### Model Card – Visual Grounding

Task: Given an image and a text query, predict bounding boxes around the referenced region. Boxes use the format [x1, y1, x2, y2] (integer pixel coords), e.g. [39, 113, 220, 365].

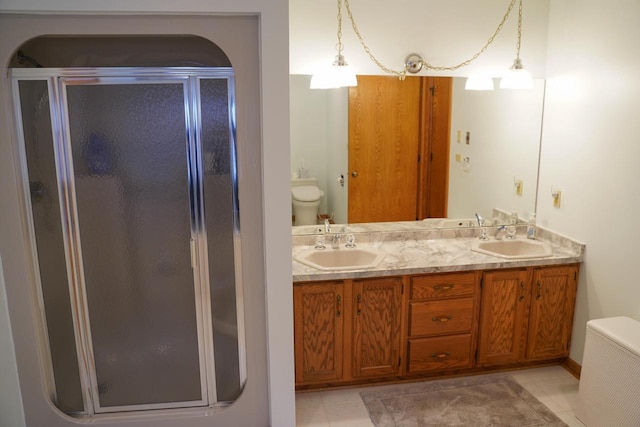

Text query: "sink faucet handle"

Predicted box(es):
[475, 213, 485, 227]
[314, 235, 326, 250]
[345, 233, 356, 248]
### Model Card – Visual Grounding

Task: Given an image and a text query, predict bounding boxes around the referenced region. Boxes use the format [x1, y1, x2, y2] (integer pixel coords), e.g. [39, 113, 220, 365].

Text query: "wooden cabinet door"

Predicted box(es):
[352, 277, 403, 378]
[526, 265, 578, 360]
[293, 282, 344, 384]
[477, 269, 530, 366]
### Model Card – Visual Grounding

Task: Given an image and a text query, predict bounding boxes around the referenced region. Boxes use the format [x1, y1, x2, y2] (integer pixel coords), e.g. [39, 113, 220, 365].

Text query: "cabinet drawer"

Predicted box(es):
[409, 298, 474, 336]
[410, 272, 476, 300]
[407, 334, 472, 373]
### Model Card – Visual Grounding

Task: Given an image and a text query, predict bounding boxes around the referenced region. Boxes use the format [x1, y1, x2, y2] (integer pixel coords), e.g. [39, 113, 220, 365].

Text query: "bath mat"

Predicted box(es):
[360, 373, 567, 426]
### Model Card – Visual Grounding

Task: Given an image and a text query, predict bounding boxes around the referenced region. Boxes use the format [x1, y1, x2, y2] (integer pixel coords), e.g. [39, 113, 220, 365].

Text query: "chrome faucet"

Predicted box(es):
[323, 218, 340, 248]
[330, 233, 340, 249]
[475, 213, 489, 240]
[495, 225, 507, 240]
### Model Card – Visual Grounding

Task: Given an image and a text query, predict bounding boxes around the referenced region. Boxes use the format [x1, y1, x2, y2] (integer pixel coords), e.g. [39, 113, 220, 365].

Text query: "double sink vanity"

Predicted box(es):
[292, 220, 584, 389]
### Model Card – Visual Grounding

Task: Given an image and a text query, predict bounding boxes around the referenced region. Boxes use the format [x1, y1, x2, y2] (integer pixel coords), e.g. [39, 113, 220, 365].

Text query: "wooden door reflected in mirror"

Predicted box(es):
[348, 76, 451, 223]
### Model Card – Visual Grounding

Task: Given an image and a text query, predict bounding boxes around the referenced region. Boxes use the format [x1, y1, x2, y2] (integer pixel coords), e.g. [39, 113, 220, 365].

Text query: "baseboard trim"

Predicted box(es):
[561, 357, 581, 379]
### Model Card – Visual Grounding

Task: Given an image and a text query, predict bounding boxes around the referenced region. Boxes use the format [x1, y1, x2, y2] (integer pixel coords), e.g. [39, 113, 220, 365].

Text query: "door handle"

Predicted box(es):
[351, 171, 359, 178]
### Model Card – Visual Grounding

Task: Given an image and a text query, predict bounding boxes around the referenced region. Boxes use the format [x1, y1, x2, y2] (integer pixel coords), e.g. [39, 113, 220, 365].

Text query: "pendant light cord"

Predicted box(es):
[342, 0, 519, 77]
[336, 0, 344, 58]
[516, 0, 523, 61]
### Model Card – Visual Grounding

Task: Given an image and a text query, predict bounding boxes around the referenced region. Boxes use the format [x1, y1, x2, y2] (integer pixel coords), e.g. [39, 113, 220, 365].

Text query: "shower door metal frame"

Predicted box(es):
[10, 67, 244, 416]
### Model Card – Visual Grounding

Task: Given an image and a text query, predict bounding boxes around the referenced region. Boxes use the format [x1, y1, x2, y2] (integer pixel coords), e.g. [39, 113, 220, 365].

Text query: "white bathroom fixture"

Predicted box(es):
[576, 317, 640, 426]
[471, 238, 552, 259]
[292, 177, 324, 226]
[295, 246, 385, 271]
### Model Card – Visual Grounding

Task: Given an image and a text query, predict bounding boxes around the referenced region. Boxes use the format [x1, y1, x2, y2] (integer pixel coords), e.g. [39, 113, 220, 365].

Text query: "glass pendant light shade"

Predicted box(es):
[500, 68, 533, 89]
[464, 75, 494, 91]
[310, 54, 357, 89]
[500, 58, 533, 89]
[500, 59, 533, 89]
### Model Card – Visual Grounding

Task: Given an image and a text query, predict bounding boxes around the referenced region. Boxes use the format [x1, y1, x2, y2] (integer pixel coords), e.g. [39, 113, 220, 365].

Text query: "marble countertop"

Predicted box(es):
[292, 225, 585, 282]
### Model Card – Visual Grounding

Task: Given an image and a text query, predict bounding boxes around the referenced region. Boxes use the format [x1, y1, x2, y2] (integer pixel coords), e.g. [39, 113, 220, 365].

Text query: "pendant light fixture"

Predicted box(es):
[500, 0, 533, 89]
[464, 75, 495, 91]
[310, 0, 358, 89]
[310, 0, 530, 90]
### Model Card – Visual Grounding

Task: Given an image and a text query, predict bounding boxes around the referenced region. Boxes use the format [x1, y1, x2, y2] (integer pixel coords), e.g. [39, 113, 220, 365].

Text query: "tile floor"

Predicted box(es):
[295, 365, 585, 427]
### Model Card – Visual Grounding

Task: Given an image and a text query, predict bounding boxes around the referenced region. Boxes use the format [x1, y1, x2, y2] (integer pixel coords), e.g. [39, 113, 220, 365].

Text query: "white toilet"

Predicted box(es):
[291, 178, 324, 226]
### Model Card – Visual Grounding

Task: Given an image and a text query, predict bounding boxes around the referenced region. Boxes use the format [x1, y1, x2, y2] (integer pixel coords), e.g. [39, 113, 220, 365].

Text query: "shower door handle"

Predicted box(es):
[190, 239, 198, 268]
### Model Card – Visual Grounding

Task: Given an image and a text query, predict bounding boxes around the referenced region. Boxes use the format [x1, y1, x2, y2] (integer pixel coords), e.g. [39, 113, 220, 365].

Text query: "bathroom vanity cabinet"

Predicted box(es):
[293, 281, 345, 384]
[406, 271, 480, 374]
[293, 277, 403, 385]
[477, 265, 578, 366]
[294, 264, 579, 389]
[352, 277, 403, 378]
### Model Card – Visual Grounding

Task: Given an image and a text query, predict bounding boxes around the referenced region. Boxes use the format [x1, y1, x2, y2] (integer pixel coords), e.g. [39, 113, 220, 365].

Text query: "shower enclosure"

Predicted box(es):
[11, 67, 246, 416]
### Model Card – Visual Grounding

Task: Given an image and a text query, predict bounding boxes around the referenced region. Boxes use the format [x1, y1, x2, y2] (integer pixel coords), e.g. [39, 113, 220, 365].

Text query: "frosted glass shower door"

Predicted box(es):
[63, 80, 206, 412]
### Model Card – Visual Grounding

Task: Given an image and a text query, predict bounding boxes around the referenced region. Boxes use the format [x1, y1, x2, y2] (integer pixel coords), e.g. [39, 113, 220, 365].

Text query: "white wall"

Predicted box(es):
[538, 0, 640, 363]
[290, 75, 348, 223]
[290, 75, 330, 215]
[0, 3, 293, 427]
[325, 88, 349, 224]
[290, 0, 550, 78]
[448, 78, 545, 221]
[0, 257, 26, 427]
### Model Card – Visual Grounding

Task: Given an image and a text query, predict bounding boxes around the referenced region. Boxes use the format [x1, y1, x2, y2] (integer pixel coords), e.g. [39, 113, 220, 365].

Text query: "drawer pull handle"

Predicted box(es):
[432, 315, 453, 323]
[434, 284, 455, 291]
[430, 352, 451, 360]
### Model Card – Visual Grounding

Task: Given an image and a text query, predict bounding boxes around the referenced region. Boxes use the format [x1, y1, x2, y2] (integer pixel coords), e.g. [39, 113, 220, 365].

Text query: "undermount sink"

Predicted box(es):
[471, 238, 552, 259]
[294, 247, 386, 271]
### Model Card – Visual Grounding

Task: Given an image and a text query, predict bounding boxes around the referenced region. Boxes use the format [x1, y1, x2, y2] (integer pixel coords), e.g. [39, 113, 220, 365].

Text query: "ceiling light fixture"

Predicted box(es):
[313, 0, 527, 90]
[500, 0, 533, 89]
[464, 75, 495, 91]
[310, 0, 358, 89]
[341, 0, 519, 85]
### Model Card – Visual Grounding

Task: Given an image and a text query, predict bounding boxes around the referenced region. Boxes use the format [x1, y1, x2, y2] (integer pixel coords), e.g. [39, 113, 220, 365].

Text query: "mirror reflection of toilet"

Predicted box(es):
[291, 178, 324, 225]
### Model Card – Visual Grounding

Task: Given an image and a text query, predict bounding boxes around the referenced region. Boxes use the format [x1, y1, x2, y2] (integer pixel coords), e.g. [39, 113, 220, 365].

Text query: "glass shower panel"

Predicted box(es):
[200, 78, 243, 401]
[18, 80, 85, 413]
[65, 82, 203, 409]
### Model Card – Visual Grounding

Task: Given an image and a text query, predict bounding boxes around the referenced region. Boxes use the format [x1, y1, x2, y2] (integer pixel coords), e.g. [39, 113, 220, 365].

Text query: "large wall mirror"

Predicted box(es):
[290, 74, 545, 231]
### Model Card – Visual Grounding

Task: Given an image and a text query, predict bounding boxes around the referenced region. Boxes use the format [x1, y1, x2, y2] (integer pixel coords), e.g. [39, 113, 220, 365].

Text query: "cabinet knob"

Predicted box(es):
[351, 171, 359, 178]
